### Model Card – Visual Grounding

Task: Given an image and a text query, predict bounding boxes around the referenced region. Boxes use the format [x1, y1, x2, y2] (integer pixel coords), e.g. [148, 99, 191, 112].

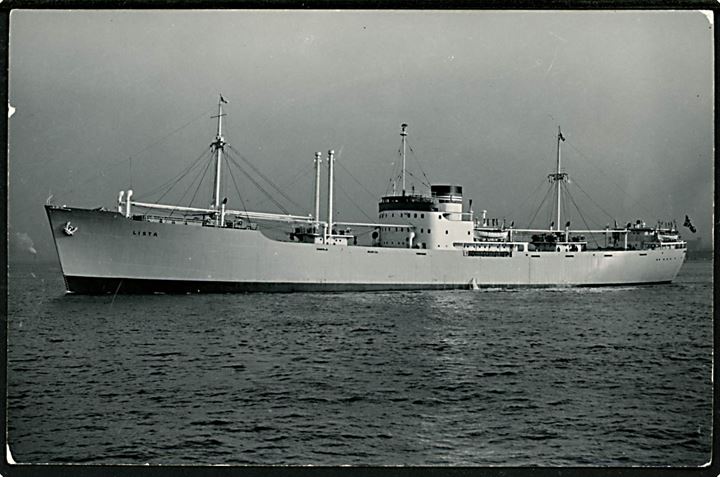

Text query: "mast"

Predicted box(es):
[313, 151, 322, 233]
[327, 149, 335, 238]
[401, 123, 408, 195]
[211, 94, 228, 211]
[549, 126, 568, 231]
[555, 126, 562, 230]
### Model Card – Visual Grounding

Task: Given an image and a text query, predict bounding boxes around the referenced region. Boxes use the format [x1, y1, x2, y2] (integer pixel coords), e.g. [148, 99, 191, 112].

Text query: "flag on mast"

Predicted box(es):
[220, 94, 228, 104]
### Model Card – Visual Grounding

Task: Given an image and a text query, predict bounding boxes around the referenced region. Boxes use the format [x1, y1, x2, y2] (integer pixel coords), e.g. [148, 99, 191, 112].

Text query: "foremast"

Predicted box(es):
[548, 126, 568, 231]
[211, 94, 228, 211]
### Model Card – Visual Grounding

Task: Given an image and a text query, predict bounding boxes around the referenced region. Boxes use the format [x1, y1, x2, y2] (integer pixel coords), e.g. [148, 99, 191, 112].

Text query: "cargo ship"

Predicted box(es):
[45, 96, 686, 293]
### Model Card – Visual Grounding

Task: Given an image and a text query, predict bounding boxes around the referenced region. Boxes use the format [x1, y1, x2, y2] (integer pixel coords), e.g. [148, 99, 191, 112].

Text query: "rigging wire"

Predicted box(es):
[526, 183, 555, 229]
[336, 160, 379, 202]
[154, 150, 212, 218]
[129, 106, 216, 166]
[186, 154, 213, 207]
[251, 168, 314, 213]
[384, 148, 403, 195]
[562, 182, 601, 248]
[506, 177, 551, 223]
[222, 154, 228, 205]
[224, 154, 290, 214]
[547, 187, 555, 229]
[404, 169, 430, 192]
[564, 139, 655, 219]
[58, 106, 216, 199]
[139, 147, 212, 202]
[571, 177, 617, 222]
[334, 178, 376, 223]
[562, 186, 571, 227]
[224, 156, 250, 221]
[383, 177, 396, 196]
[406, 142, 432, 188]
[226, 145, 303, 210]
[278, 167, 314, 193]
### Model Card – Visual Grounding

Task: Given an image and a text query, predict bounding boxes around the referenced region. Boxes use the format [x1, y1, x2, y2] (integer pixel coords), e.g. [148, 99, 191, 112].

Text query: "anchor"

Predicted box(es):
[63, 221, 78, 236]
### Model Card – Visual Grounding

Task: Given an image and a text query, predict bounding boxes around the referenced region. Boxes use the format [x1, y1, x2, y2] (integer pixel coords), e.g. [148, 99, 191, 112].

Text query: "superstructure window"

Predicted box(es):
[421, 214, 425, 218]
[414, 213, 417, 218]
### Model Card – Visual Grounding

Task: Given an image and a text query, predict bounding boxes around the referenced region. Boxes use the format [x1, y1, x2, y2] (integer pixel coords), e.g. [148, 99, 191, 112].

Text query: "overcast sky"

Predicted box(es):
[8, 10, 714, 261]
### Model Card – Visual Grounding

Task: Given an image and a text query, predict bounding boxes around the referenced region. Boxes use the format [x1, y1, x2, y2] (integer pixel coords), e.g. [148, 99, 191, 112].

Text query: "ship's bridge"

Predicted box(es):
[378, 194, 434, 212]
[376, 184, 473, 250]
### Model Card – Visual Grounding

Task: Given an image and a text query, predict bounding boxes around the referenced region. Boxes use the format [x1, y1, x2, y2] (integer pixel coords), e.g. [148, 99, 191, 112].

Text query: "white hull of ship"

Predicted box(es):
[46, 206, 686, 293]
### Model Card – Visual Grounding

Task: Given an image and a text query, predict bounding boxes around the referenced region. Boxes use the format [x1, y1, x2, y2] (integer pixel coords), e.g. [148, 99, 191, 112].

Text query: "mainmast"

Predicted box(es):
[401, 123, 408, 195]
[548, 126, 568, 231]
[211, 94, 228, 211]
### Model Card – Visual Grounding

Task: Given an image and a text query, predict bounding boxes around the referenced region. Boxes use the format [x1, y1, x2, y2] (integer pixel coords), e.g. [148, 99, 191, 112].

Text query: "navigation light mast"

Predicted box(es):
[401, 123, 408, 195]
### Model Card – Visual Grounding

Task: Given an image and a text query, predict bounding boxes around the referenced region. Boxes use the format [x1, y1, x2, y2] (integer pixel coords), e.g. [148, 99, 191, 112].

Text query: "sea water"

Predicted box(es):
[6, 260, 712, 465]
